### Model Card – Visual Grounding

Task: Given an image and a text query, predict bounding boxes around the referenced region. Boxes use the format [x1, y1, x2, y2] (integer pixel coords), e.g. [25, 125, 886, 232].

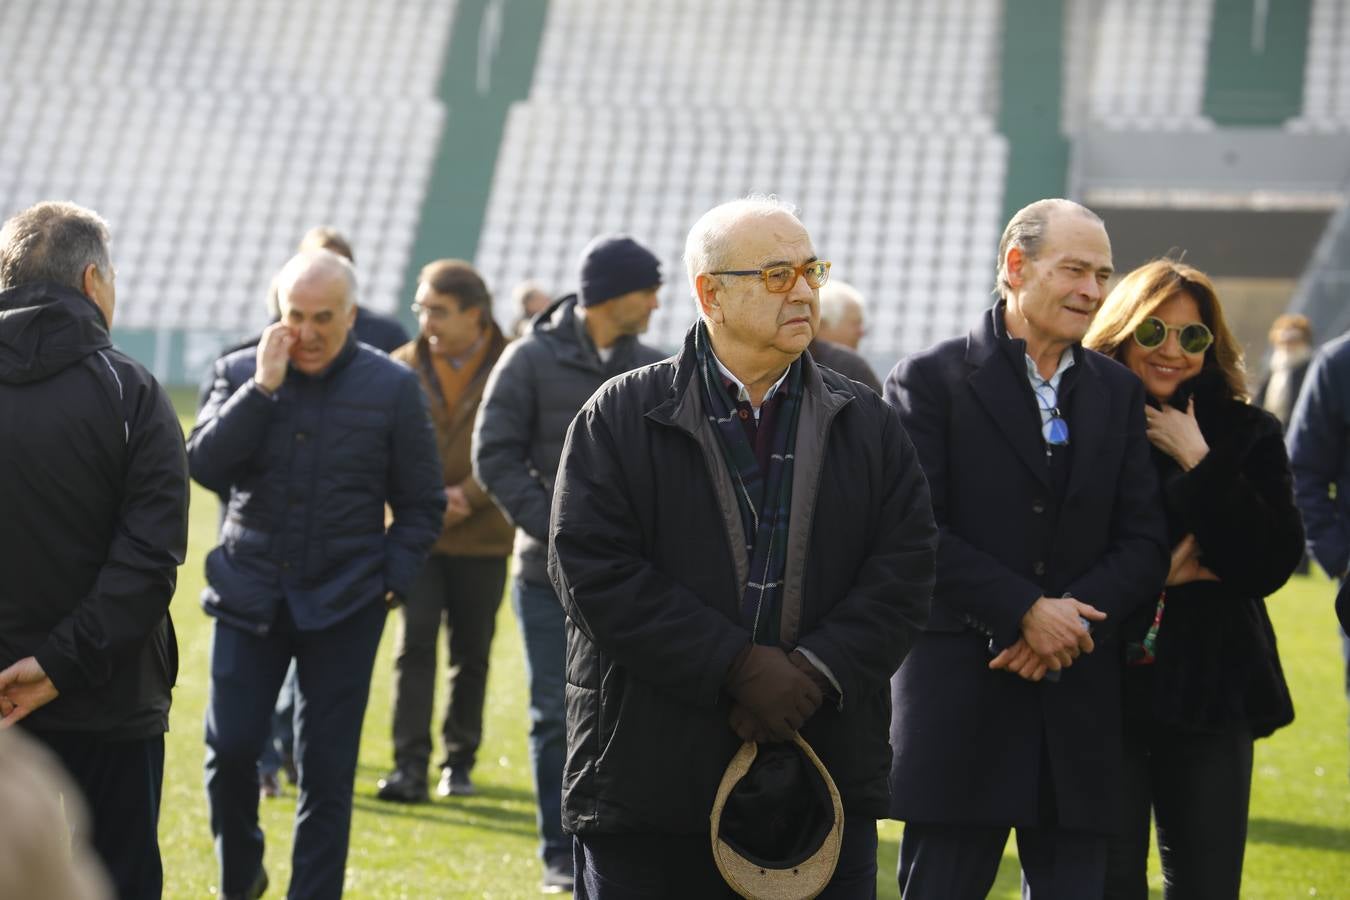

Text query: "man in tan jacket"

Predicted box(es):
[378, 260, 514, 803]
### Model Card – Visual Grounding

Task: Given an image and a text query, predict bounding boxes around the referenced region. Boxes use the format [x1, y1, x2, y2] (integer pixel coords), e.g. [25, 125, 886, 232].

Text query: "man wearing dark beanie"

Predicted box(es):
[472, 233, 665, 893]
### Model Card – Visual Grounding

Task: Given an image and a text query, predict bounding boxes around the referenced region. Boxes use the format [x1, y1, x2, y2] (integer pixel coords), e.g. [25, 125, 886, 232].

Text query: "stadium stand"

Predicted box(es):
[1289, 0, 1350, 132]
[0, 0, 453, 337]
[477, 0, 1009, 364]
[1079, 0, 1215, 132]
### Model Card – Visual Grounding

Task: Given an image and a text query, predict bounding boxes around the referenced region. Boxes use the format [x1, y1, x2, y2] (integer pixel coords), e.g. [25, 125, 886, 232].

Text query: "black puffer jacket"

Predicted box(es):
[473, 295, 666, 585]
[0, 283, 188, 738]
[188, 335, 445, 633]
[1124, 369, 1299, 738]
[549, 329, 936, 835]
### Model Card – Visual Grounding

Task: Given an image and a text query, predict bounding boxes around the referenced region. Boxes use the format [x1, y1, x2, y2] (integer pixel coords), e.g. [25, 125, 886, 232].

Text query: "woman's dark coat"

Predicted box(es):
[1123, 369, 1298, 738]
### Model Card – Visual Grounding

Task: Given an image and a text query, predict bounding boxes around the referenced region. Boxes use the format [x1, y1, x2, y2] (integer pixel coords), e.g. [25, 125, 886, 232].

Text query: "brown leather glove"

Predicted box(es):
[724, 644, 823, 741]
[727, 703, 771, 743]
[788, 649, 837, 701]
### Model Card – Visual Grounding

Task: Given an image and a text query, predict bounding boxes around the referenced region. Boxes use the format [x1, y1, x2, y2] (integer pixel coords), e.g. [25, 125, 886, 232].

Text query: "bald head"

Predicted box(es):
[683, 196, 805, 299]
[275, 249, 359, 375]
[276, 249, 358, 312]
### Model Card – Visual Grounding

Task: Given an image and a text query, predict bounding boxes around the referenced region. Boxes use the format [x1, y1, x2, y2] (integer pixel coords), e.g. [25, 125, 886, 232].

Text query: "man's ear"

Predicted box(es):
[694, 274, 724, 324]
[1005, 247, 1027, 289]
[81, 262, 101, 301]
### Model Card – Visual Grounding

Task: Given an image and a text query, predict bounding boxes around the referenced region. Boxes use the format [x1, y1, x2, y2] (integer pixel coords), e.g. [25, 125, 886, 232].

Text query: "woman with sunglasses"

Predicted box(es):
[1083, 259, 1300, 899]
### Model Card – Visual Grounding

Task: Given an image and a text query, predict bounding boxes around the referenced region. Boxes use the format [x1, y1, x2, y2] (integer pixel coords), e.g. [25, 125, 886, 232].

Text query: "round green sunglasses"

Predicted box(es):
[1133, 316, 1214, 355]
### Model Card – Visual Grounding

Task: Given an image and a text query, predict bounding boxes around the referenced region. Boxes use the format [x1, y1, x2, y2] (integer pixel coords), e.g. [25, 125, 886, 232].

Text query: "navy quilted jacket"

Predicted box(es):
[188, 335, 444, 633]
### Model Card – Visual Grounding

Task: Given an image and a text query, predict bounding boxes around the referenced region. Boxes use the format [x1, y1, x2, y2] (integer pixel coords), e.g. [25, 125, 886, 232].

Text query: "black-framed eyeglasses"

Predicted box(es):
[1133, 316, 1213, 355]
[709, 260, 831, 293]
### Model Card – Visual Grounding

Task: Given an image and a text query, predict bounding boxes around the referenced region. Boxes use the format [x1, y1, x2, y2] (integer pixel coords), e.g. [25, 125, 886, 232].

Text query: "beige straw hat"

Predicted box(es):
[709, 732, 844, 900]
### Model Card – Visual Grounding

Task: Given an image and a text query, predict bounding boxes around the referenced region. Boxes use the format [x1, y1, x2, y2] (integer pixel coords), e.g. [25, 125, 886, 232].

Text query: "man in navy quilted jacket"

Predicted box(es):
[189, 249, 444, 900]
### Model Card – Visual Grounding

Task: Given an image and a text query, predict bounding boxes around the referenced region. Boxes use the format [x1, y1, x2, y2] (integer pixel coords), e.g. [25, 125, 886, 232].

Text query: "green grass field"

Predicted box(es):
[162, 397, 1350, 897]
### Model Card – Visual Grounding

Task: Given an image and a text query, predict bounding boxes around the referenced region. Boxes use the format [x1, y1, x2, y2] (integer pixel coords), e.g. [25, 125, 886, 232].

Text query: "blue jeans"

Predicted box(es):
[258, 660, 297, 777]
[204, 601, 386, 900]
[513, 576, 569, 864]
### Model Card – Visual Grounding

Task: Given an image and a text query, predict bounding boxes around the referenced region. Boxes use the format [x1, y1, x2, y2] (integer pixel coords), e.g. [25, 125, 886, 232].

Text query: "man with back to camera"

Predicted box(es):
[885, 198, 1169, 898]
[376, 259, 514, 803]
[473, 234, 666, 893]
[0, 200, 189, 899]
[189, 248, 444, 900]
[548, 197, 936, 895]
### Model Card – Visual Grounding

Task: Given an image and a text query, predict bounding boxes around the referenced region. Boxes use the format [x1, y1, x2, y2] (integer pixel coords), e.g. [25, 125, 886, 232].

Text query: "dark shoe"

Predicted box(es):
[376, 768, 428, 803]
[224, 865, 268, 900]
[437, 766, 475, 797]
[540, 855, 573, 894]
[258, 771, 281, 799]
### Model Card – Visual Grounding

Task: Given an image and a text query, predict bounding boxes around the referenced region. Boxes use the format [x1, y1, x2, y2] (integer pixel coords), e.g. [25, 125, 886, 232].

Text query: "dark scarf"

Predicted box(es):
[694, 322, 804, 645]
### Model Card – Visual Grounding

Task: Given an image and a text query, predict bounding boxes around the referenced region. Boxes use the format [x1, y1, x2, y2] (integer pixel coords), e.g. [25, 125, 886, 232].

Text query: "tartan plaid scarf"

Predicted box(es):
[694, 323, 804, 645]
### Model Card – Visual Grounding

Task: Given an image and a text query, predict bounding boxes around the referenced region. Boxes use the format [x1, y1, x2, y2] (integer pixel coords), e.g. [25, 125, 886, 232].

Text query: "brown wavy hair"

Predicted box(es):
[1083, 258, 1248, 402]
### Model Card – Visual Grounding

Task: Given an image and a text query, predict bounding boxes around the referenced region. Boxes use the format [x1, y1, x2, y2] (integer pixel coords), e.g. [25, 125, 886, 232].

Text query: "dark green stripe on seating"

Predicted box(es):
[1204, 0, 1310, 126]
[400, 0, 550, 331]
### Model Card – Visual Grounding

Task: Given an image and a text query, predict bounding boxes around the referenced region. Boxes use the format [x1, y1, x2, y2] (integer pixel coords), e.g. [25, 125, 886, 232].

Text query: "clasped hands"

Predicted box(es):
[724, 644, 827, 743]
[988, 595, 1107, 682]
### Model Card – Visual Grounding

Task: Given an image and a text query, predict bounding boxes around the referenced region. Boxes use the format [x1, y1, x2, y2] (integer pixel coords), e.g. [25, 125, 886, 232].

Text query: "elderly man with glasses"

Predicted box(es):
[883, 198, 1169, 899]
[547, 196, 936, 895]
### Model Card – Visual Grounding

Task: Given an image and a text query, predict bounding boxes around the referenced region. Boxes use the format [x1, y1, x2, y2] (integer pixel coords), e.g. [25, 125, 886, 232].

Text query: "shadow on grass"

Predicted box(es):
[1248, 817, 1350, 852]
[351, 791, 536, 837]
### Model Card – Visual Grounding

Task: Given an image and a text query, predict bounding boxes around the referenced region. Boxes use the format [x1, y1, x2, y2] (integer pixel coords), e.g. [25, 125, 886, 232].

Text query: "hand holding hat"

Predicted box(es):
[724, 644, 823, 742]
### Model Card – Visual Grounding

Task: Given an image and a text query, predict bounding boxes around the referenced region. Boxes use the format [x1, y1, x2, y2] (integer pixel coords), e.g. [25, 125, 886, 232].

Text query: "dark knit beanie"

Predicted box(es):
[577, 235, 662, 307]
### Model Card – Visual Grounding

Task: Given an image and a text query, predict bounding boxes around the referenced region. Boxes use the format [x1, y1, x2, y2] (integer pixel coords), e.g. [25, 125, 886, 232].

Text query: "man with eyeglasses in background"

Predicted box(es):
[473, 234, 666, 893]
[376, 260, 514, 804]
[548, 197, 936, 895]
[884, 198, 1169, 899]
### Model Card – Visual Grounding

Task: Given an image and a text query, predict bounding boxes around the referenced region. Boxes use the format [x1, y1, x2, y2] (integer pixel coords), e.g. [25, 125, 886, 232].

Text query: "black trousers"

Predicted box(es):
[1103, 725, 1253, 900]
[390, 554, 507, 775]
[575, 816, 879, 899]
[898, 822, 1107, 900]
[27, 729, 165, 900]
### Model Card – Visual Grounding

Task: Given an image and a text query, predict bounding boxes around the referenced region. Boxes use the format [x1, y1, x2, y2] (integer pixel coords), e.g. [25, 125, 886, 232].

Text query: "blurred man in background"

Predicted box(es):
[189, 249, 444, 900]
[474, 234, 665, 893]
[810, 277, 882, 391]
[511, 279, 553, 338]
[377, 260, 514, 804]
[1287, 329, 1350, 777]
[1257, 312, 1314, 432]
[816, 277, 866, 349]
[0, 201, 189, 899]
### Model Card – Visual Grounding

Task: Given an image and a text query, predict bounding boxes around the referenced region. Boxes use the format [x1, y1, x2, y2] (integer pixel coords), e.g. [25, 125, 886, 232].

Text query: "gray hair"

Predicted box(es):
[818, 279, 864, 328]
[275, 248, 359, 311]
[0, 201, 113, 293]
[683, 194, 802, 298]
[994, 198, 1103, 298]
